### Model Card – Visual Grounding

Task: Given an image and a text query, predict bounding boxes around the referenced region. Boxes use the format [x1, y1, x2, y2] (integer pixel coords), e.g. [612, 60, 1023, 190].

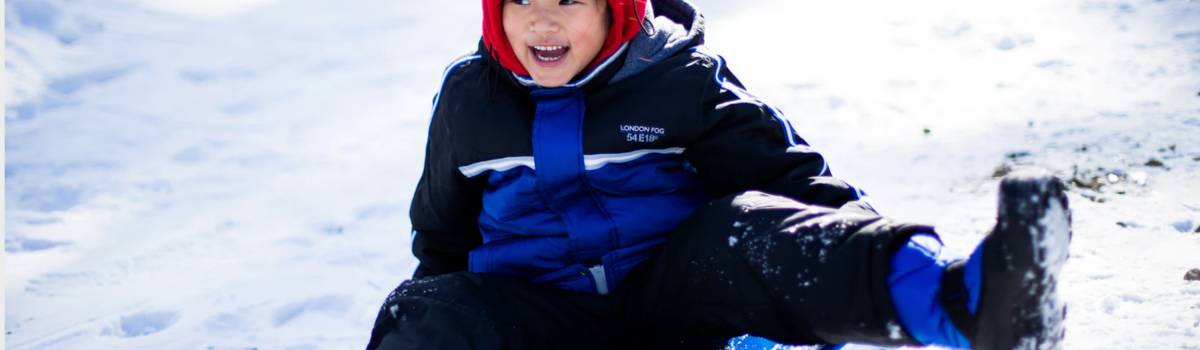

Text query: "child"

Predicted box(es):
[366, 0, 1072, 349]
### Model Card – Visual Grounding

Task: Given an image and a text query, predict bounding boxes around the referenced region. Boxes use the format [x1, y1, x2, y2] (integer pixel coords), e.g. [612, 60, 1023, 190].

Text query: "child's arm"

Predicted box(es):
[685, 58, 871, 212]
[408, 89, 484, 279]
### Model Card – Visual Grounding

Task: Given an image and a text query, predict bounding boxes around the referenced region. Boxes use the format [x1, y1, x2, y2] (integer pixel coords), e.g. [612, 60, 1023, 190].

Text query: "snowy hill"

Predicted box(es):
[5, 0, 1199, 349]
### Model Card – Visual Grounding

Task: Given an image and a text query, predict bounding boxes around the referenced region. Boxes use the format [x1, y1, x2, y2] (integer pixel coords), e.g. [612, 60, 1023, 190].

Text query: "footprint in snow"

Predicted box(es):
[5, 236, 71, 253]
[107, 310, 180, 338]
[1171, 219, 1195, 233]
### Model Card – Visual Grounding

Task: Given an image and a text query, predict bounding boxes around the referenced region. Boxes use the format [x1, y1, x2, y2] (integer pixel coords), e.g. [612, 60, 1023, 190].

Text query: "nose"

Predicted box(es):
[528, 5, 560, 35]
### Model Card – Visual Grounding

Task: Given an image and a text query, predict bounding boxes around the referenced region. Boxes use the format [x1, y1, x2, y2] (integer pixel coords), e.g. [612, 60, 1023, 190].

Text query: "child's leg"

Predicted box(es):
[367, 272, 616, 350]
[618, 172, 1071, 350]
[616, 191, 931, 348]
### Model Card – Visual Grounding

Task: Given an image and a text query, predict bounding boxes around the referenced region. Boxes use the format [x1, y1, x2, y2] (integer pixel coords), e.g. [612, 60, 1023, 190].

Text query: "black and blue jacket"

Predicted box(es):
[410, 0, 871, 294]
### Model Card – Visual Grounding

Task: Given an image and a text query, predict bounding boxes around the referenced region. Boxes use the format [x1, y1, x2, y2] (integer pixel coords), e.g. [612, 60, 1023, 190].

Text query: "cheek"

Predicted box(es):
[502, 13, 526, 54]
[573, 16, 609, 57]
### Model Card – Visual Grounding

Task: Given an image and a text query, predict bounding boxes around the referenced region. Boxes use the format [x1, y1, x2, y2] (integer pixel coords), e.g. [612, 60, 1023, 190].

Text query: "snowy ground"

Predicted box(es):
[5, 0, 1200, 349]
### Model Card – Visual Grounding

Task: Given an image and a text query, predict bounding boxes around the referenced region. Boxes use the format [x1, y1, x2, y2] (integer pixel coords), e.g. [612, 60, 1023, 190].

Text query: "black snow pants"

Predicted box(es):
[366, 191, 932, 349]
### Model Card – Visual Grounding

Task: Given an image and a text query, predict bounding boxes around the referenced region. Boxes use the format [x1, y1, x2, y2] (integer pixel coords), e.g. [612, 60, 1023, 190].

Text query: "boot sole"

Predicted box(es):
[976, 171, 1072, 350]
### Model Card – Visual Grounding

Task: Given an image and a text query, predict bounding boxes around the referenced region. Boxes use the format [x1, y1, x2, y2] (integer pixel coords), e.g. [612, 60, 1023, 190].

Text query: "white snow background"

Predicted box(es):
[5, 0, 1200, 349]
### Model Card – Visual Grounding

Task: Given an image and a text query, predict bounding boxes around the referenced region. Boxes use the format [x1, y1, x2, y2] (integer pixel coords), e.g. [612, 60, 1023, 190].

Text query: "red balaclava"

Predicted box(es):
[482, 0, 647, 77]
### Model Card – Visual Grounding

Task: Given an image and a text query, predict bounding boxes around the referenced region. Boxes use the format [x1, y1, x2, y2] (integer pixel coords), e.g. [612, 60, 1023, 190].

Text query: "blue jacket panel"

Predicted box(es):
[463, 85, 710, 293]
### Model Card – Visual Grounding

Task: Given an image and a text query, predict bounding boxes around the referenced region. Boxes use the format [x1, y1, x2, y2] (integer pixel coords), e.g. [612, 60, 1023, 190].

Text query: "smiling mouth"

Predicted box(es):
[530, 45, 569, 63]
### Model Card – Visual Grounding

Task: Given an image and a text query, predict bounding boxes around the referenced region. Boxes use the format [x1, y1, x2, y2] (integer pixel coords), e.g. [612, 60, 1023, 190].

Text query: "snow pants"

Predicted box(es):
[366, 191, 932, 349]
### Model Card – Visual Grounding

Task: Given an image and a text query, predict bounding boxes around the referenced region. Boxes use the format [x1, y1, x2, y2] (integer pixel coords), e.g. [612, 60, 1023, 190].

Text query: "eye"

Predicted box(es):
[559, 0, 581, 5]
[508, 0, 530, 5]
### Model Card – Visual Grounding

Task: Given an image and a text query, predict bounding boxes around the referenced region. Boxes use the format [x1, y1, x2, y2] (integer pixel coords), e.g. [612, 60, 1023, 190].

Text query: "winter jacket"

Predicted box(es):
[409, 0, 871, 294]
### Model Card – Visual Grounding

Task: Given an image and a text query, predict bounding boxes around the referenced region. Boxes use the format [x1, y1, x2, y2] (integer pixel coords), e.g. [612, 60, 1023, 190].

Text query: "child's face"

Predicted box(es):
[503, 0, 610, 87]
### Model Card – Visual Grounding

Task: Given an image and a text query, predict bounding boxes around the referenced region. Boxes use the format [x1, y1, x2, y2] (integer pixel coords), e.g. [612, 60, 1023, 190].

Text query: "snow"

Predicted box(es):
[5, 0, 1200, 349]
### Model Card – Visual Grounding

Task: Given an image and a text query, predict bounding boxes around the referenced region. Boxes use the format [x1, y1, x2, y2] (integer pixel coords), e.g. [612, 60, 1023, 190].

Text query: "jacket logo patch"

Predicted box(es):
[619, 124, 665, 143]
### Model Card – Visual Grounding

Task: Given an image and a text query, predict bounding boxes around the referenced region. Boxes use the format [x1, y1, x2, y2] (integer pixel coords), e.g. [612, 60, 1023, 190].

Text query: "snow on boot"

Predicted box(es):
[940, 170, 1072, 350]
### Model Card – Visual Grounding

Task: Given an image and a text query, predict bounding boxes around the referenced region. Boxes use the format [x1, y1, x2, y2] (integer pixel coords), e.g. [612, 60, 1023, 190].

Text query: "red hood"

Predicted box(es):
[482, 0, 647, 77]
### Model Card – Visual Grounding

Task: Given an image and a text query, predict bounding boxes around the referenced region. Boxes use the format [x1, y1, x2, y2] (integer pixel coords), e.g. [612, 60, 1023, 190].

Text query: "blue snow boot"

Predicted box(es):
[940, 170, 1072, 350]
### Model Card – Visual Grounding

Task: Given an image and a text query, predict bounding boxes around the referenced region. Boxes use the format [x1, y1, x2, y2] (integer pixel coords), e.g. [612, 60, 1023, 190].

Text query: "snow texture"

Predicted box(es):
[5, 0, 1200, 349]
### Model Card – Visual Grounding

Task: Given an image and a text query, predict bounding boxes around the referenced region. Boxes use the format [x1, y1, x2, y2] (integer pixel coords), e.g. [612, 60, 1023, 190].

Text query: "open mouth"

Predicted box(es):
[530, 45, 570, 63]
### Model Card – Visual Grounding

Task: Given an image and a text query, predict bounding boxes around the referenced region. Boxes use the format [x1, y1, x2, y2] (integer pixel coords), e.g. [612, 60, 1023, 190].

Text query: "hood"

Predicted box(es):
[609, 0, 705, 83]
